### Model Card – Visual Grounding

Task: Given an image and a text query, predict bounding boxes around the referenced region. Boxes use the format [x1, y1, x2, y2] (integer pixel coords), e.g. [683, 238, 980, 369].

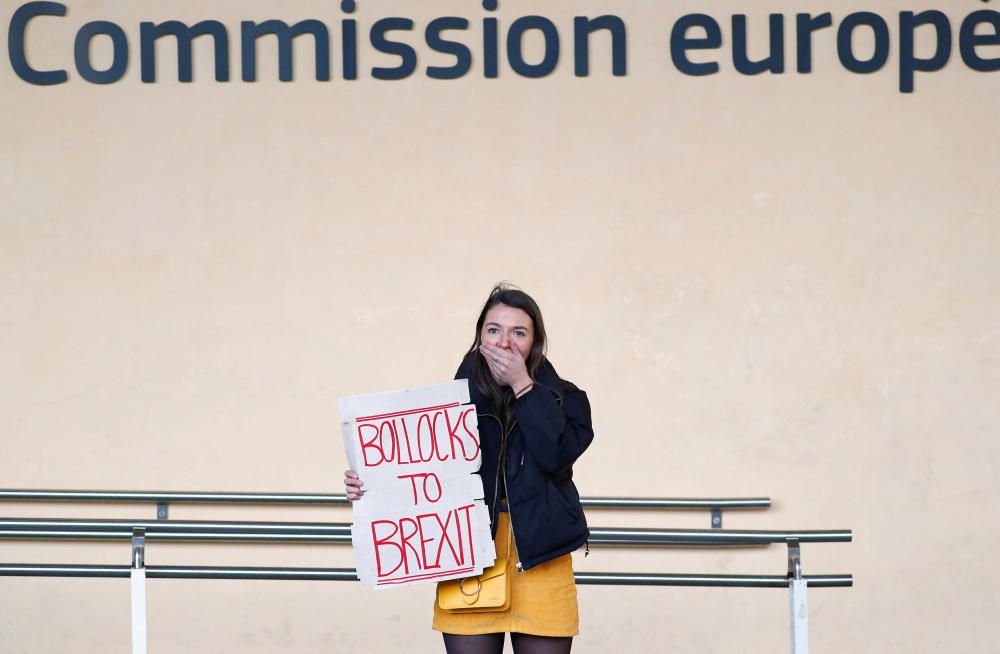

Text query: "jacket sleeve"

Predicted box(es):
[513, 382, 594, 474]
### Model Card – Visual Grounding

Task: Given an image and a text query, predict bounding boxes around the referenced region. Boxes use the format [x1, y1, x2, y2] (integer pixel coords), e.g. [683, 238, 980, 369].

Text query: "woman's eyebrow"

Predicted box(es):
[485, 321, 531, 331]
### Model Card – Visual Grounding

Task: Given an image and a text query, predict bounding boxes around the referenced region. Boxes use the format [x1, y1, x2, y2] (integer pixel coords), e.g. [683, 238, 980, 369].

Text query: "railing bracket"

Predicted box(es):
[131, 528, 147, 654]
[787, 541, 809, 654]
[787, 541, 801, 580]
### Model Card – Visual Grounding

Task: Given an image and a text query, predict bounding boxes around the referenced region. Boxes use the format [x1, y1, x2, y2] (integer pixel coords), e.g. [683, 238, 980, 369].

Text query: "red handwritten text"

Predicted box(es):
[371, 503, 477, 582]
[357, 405, 479, 468]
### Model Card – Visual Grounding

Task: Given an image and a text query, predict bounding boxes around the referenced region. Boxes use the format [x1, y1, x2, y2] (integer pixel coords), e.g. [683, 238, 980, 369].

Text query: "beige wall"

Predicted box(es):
[2, 0, 998, 651]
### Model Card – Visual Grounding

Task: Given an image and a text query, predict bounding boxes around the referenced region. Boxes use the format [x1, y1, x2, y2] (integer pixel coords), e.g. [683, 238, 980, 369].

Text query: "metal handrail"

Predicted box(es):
[0, 564, 852, 588]
[0, 490, 849, 653]
[584, 497, 770, 510]
[0, 489, 770, 511]
[0, 518, 852, 546]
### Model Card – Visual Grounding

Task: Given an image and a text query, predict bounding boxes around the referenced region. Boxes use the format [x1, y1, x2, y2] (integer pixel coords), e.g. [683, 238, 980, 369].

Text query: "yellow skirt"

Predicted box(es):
[432, 511, 579, 637]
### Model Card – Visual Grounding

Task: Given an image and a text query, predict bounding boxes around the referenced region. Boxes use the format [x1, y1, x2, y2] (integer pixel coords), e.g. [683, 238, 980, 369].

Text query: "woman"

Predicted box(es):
[345, 284, 594, 654]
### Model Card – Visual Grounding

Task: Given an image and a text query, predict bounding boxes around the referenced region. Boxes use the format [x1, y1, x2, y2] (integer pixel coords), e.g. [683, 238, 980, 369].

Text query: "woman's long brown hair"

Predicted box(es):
[467, 283, 548, 425]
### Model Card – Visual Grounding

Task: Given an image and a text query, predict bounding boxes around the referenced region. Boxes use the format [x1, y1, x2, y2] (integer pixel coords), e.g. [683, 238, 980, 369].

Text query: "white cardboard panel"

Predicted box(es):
[340, 379, 494, 587]
[338, 380, 470, 420]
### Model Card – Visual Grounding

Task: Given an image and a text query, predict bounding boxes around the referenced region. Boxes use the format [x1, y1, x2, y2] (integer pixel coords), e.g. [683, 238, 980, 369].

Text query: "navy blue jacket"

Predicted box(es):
[456, 353, 594, 571]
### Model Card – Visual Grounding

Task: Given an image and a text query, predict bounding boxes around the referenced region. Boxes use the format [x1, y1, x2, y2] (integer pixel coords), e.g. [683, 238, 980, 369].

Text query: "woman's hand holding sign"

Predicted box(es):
[344, 469, 364, 501]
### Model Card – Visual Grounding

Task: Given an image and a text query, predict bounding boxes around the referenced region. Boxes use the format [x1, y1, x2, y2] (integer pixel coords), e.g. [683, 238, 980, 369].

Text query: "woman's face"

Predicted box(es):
[480, 303, 534, 361]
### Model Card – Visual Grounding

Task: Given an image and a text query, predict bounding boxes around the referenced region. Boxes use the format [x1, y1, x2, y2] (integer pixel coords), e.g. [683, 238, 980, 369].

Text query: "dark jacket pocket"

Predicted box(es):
[550, 479, 581, 521]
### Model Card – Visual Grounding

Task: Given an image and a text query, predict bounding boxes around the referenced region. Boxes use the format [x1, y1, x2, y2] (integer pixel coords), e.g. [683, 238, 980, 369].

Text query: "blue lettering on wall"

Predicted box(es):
[732, 14, 784, 75]
[9, 1, 68, 84]
[899, 10, 951, 93]
[74, 19, 127, 83]
[4, 1, 999, 92]
[670, 14, 722, 76]
[960, 10, 1000, 72]
[795, 13, 832, 74]
[506, 16, 560, 78]
[140, 20, 229, 83]
[242, 19, 330, 82]
[573, 15, 626, 77]
[837, 12, 890, 75]
[425, 17, 470, 79]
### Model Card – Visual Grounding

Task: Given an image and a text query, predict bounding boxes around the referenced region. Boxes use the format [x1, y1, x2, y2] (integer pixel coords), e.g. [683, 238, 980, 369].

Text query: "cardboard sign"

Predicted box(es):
[340, 380, 495, 587]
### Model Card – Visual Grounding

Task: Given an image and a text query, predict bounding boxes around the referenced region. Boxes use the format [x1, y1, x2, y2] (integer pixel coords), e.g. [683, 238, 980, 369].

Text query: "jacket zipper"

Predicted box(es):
[501, 447, 524, 573]
[481, 411, 524, 573]
[480, 412, 503, 530]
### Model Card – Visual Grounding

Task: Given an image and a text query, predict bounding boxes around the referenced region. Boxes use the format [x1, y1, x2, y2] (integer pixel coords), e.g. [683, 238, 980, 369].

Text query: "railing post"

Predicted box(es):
[787, 541, 809, 654]
[131, 528, 147, 654]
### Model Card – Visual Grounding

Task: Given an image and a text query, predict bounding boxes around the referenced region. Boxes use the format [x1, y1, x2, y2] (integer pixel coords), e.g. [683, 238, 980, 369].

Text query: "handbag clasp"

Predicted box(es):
[459, 576, 482, 597]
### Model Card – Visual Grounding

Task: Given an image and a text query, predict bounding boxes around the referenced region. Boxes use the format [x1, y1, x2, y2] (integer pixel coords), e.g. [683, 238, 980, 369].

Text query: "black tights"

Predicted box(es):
[443, 632, 572, 654]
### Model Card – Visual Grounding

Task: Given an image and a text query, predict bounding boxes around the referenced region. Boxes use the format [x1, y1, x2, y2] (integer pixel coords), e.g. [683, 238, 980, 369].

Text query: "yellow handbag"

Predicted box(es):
[436, 526, 511, 612]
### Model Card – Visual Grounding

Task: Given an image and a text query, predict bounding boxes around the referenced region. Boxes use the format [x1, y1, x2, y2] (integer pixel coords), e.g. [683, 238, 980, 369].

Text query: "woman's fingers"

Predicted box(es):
[505, 342, 527, 375]
[481, 343, 511, 368]
[344, 469, 364, 501]
[480, 344, 505, 375]
[490, 355, 508, 380]
[480, 343, 502, 364]
[481, 343, 525, 386]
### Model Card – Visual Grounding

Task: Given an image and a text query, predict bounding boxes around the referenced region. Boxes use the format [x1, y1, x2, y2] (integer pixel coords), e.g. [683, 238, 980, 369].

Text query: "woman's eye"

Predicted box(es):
[514, 331, 526, 338]
[487, 327, 499, 334]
